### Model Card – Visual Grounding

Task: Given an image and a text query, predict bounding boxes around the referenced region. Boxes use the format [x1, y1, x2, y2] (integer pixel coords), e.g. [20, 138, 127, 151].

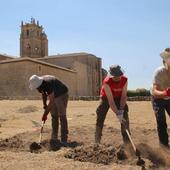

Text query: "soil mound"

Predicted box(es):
[65, 143, 170, 169]
[0, 135, 24, 151]
[65, 144, 119, 165]
[0, 131, 82, 153]
[0, 131, 170, 169]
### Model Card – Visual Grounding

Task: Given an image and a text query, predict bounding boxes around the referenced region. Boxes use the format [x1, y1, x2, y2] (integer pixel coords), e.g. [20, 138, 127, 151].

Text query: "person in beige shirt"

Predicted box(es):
[151, 48, 170, 148]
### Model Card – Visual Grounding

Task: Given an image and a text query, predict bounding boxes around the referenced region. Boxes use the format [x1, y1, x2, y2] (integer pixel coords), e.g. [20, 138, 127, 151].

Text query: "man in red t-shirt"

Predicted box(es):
[95, 65, 130, 144]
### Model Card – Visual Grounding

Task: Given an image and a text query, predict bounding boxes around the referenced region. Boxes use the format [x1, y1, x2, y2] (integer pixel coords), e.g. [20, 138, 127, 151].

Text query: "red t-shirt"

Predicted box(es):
[100, 76, 127, 98]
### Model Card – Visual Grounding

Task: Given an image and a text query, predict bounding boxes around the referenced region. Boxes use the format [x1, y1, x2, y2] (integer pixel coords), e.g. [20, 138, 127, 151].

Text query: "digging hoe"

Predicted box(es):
[30, 121, 45, 151]
[125, 129, 145, 166]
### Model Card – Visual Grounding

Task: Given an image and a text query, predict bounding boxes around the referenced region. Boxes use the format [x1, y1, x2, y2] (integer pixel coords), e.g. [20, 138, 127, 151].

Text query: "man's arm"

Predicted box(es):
[42, 93, 55, 123]
[120, 82, 127, 110]
[42, 93, 47, 109]
[152, 84, 170, 98]
[103, 84, 119, 114]
[43, 92, 55, 115]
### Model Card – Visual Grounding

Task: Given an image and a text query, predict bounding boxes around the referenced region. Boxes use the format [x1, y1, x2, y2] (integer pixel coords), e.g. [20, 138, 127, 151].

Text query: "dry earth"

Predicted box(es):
[0, 100, 170, 170]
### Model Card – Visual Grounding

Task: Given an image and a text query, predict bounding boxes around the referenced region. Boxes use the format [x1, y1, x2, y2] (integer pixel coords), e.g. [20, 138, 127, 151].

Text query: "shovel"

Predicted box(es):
[125, 129, 145, 166]
[30, 121, 45, 151]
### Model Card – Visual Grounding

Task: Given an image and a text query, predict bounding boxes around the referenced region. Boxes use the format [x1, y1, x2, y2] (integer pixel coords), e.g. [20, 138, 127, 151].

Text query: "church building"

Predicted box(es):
[0, 18, 103, 99]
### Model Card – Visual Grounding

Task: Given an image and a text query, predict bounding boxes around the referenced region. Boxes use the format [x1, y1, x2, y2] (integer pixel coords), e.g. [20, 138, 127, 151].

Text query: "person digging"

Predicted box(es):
[151, 48, 170, 149]
[29, 74, 69, 151]
[94, 65, 145, 166]
[95, 65, 130, 144]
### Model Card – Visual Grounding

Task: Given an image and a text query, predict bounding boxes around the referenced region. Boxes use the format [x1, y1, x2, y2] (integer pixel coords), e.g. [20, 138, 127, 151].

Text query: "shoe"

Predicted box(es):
[61, 141, 69, 147]
[50, 139, 61, 151]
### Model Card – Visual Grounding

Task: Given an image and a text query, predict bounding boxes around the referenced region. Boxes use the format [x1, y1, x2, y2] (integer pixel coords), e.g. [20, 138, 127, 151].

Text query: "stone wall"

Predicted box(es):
[0, 60, 77, 98]
[0, 95, 151, 101]
[69, 96, 151, 101]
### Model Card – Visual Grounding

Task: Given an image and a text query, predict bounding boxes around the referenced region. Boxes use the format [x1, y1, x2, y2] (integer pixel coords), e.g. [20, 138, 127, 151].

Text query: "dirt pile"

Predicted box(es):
[65, 144, 125, 165]
[0, 135, 24, 151]
[0, 132, 81, 153]
[0, 127, 170, 169]
[64, 143, 170, 169]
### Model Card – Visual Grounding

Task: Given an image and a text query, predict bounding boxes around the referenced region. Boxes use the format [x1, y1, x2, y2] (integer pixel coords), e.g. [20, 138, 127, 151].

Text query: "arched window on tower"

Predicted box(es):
[34, 47, 39, 54]
[26, 43, 31, 49]
[26, 30, 29, 36]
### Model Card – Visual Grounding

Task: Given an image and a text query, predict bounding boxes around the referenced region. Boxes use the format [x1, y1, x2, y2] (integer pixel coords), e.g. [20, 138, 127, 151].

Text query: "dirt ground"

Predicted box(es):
[0, 100, 170, 170]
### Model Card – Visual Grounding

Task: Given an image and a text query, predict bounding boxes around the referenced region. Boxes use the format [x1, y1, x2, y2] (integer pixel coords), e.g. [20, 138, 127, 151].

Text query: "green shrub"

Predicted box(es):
[127, 89, 150, 97]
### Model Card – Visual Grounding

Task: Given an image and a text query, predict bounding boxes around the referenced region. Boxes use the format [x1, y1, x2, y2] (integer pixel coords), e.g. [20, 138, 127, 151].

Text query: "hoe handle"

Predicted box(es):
[125, 129, 140, 157]
[125, 129, 145, 166]
[39, 121, 45, 144]
[125, 129, 136, 151]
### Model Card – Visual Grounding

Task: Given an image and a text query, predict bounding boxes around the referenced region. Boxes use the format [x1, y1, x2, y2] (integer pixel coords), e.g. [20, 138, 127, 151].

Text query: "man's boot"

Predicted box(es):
[95, 126, 102, 144]
[50, 139, 61, 151]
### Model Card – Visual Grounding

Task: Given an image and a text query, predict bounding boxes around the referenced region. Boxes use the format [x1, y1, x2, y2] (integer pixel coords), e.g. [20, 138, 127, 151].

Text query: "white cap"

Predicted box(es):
[160, 48, 170, 60]
[29, 75, 43, 90]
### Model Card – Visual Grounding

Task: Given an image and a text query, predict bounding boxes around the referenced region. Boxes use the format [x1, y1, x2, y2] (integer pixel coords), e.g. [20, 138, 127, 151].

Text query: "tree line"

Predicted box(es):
[127, 88, 150, 97]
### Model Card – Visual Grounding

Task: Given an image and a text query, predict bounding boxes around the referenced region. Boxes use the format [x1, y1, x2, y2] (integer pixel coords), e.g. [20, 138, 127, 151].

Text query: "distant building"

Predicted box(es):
[0, 18, 102, 99]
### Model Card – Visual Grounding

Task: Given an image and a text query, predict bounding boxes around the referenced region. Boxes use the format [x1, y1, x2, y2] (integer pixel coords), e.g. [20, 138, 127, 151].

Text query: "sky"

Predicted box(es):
[0, 0, 170, 90]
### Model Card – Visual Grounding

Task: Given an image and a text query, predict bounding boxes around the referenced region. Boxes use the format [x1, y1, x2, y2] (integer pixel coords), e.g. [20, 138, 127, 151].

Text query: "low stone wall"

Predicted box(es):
[69, 96, 151, 101]
[128, 96, 151, 101]
[69, 96, 100, 101]
[0, 96, 151, 101]
[0, 96, 41, 100]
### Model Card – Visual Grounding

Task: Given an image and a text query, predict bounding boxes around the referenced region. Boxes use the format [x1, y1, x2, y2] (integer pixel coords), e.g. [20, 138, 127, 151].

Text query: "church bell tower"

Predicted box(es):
[20, 18, 48, 58]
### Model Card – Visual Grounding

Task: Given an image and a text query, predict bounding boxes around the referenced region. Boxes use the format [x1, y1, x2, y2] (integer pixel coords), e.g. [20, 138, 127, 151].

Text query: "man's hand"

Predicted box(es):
[163, 88, 170, 97]
[116, 110, 126, 124]
[42, 113, 48, 122]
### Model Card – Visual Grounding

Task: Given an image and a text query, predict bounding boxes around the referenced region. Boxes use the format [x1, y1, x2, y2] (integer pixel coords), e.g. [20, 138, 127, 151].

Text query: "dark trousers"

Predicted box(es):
[50, 93, 69, 142]
[151, 96, 170, 146]
[96, 97, 130, 142]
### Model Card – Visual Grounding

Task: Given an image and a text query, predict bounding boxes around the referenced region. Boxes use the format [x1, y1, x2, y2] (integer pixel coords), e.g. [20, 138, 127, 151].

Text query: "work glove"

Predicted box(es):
[42, 113, 47, 123]
[163, 88, 170, 97]
[116, 110, 126, 124]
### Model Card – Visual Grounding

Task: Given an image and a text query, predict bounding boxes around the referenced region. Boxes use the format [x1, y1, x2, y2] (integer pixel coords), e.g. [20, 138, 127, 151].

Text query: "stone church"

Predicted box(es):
[0, 18, 104, 99]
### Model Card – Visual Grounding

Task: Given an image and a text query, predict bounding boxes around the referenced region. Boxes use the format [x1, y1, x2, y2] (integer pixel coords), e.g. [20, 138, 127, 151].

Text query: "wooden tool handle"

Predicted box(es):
[125, 129, 137, 152]
[39, 121, 45, 144]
